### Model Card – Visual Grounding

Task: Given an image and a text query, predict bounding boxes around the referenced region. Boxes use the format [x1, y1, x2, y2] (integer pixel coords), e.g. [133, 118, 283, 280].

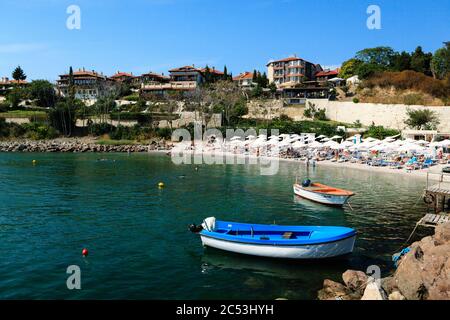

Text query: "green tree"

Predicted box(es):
[12, 66, 27, 82]
[431, 42, 450, 80]
[209, 80, 246, 126]
[356, 63, 385, 79]
[339, 58, 363, 79]
[48, 98, 83, 136]
[355, 47, 395, 67]
[7, 87, 24, 108]
[27, 80, 57, 108]
[410, 46, 433, 76]
[203, 65, 213, 84]
[404, 108, 440, 130]
[390, 51, 412, 71]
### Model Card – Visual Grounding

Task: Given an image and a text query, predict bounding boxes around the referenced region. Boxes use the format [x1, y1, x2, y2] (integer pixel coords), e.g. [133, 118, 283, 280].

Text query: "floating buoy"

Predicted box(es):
[82, 248, 89, 257]
[32, 160, 37, 165]
[158, 182, 165, 188]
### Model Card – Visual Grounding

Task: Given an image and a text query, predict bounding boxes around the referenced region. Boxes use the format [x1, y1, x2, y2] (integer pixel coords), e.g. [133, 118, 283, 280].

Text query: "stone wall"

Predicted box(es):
[246, 99, 306, 121]
[308, 99, 450, 132]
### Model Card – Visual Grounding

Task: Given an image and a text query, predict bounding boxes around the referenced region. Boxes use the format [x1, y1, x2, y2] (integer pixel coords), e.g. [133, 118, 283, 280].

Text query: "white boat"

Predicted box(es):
[190, 217, 356, 259]
[293, 182, 355, 206]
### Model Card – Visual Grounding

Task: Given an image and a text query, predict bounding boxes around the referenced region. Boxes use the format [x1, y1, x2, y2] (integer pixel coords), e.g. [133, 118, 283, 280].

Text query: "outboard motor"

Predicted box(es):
[302, 179, 312, 187]
[189, 224, 203, 233]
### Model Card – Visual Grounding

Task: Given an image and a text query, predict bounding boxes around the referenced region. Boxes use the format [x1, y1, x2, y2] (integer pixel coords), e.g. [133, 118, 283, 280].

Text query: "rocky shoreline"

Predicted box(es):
[0, 139, 172, 153]
[318, 222, 450, 300]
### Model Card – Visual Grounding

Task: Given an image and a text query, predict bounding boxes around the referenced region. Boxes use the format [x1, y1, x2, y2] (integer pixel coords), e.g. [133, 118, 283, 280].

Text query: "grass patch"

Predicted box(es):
[0, 110, 47, 119]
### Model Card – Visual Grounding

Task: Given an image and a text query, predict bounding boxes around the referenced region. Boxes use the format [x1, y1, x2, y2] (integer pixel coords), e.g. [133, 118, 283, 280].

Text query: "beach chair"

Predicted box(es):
[421, 158, 435, 169]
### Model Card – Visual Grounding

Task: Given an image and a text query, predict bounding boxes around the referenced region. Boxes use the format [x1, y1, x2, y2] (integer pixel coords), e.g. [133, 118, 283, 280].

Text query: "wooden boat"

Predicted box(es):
[189, 217, 356, 259]
[293, 181, 355, 206]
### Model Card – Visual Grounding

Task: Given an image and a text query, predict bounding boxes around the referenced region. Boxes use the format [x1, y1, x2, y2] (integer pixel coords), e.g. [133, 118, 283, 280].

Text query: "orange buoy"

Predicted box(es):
[82, 248, 89, 257]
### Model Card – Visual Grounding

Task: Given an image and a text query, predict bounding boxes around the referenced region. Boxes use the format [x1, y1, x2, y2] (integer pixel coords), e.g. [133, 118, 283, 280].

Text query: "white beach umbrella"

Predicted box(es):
[397, 143, 425, 153]
[317, 135, 327, 139]
[308, 141, 323, 149]
[323, 140, 340, 148]
[230, 136, 242, 141]
[246, 135, 256, 140]
[292, 141, 306, 149]
[439, 139, 450, 147]
[340, 141, 354, 148]
[330, 135, 343, 140]
[363, 137, 379, 143]
[414, 140, 429, 146]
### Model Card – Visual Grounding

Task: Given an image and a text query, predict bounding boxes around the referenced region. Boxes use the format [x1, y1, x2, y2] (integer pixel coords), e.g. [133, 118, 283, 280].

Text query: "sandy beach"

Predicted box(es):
[168, 146, 448, 180]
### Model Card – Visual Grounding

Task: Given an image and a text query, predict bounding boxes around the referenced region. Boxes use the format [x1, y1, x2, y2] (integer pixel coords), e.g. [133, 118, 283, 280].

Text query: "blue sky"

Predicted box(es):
[0, 0, 449, 81]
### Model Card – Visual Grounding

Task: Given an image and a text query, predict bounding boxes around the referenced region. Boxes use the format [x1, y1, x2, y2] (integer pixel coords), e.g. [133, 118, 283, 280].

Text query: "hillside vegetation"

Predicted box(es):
[357, 71, 450, 106]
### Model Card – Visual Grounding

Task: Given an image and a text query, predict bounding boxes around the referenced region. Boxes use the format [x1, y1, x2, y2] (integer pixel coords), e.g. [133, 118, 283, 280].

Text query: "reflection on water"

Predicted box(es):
[0, 153, 430, 299]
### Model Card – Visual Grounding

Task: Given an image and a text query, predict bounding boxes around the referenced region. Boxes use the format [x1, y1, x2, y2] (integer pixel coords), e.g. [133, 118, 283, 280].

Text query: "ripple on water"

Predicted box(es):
[0, 153, 429, 299]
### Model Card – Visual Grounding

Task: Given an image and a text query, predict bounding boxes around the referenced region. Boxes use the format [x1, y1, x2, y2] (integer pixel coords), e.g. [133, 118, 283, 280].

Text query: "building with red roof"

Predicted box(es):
[57, 68, 116, 101]
[233, 72, 254, 89]
[267, 55, 322, 87]
[315, 68, 340, 82]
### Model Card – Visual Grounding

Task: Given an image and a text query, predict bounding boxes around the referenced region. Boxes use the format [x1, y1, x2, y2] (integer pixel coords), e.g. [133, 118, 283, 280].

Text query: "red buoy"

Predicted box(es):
[82, 248, 88, 257]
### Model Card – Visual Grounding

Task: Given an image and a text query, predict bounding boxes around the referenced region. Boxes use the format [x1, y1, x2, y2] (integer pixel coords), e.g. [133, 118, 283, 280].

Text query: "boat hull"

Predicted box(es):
[200, 234, 356, 259]
[293, 184, 351, 206]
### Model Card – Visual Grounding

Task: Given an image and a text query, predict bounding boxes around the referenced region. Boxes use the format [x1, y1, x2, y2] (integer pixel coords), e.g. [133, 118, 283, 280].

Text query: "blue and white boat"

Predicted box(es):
[189, 217, 356, 259]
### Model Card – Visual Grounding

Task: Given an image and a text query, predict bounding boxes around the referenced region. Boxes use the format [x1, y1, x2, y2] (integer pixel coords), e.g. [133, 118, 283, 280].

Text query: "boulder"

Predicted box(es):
[435, 223, 450, 246]
[381, 276, 397, 295]
[394, 224, 450, 300]
[342, 270, 368, 293]
[317, 279, 355, 300]
[388, 291, 406, 300]
[361, 280, 387, 300]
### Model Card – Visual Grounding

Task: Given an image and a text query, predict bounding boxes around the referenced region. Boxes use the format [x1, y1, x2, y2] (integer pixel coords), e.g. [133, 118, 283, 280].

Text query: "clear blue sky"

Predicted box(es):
[0, 0, 449, 81]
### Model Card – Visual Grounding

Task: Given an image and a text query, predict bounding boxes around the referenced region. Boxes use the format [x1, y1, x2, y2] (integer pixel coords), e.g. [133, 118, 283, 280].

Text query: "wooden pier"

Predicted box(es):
[420, 171, 450, 227]
[417, 213, 450, 228]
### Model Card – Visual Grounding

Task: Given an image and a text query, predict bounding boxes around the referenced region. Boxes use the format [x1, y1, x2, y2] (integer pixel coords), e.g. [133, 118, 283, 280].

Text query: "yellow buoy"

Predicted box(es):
[32, 160, 37, 165]
[158, 182, 165, 188]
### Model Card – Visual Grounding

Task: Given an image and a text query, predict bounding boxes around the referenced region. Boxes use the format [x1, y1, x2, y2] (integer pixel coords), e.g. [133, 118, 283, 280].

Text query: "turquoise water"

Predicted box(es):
[0, 153, 429, 299]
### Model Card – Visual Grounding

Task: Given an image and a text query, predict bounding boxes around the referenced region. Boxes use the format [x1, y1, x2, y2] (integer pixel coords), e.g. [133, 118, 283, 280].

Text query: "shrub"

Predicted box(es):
[88, 123, 115, 136]
[155, 127, 172, 140]
[404, 108, 440, 130]
[21, 123, 59, 140]
[364, 70, 449, 100]
[403, 93, 425, 106]
[304, 102, 328, 120]
[353, 98, 360, 103]
[366, 125, 400, 140]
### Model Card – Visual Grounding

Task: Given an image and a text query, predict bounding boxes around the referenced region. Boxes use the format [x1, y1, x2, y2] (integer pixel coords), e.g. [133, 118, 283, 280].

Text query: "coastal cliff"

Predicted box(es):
[318, 222, 450, 300]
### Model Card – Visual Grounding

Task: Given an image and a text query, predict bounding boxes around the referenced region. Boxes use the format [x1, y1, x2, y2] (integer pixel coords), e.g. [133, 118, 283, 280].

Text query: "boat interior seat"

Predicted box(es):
[282, 232, 295, 239]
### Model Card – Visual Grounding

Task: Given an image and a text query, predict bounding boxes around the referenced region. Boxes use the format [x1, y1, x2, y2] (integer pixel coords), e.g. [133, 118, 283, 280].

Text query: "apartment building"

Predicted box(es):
[57, 68, 116, 101]
[267, 56, 322, 87]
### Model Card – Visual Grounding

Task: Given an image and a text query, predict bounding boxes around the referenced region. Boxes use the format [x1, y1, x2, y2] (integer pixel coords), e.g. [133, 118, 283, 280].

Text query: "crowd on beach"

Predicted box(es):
[182, 133, 450, 173]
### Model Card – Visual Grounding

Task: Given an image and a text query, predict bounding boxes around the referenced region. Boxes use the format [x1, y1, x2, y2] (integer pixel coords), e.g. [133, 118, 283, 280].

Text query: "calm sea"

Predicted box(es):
[0, 153, 429, 299]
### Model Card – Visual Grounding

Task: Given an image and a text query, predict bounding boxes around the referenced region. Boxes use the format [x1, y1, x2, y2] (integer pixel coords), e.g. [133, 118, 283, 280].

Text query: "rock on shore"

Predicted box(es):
[0, 139, 172, 153]
[318, 222, 450, 300]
